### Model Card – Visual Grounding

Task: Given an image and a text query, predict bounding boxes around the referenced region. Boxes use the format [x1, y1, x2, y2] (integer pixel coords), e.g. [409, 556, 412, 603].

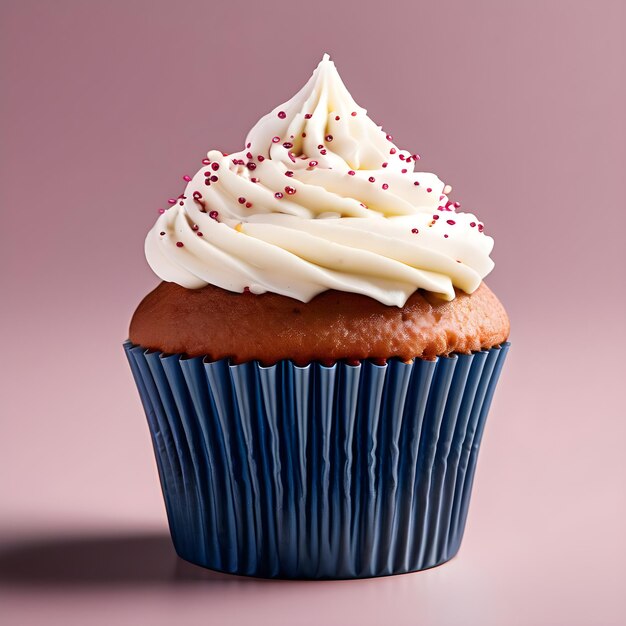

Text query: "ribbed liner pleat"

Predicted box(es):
[125, 342, 509, 579]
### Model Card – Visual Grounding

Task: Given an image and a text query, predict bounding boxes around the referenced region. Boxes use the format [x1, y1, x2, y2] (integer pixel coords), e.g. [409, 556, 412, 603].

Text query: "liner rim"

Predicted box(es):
[123, 340, 510, 369]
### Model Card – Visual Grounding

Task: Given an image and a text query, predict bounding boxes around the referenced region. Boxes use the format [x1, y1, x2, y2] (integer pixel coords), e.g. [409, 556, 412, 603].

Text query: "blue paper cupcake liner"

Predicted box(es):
[124, 341, 509, 579]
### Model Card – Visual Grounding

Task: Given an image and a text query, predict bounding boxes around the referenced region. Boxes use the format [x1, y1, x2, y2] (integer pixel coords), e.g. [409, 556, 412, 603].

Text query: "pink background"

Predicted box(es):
[1, 1, 625, 624]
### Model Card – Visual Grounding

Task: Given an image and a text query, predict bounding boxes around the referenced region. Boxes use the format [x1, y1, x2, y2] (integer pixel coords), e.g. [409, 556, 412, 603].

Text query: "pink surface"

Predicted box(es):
[1, 1, 625, 624]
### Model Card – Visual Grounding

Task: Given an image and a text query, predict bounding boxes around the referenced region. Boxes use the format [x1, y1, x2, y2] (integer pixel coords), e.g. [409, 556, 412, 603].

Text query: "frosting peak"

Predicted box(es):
[246, 53, 408, 177]
[145, 54, 495, 306]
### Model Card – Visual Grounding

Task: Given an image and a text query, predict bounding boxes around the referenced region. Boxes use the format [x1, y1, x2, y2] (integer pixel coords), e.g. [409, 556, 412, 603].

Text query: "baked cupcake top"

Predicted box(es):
[130, 281, 509, 364]
[145, 54, 495, 307]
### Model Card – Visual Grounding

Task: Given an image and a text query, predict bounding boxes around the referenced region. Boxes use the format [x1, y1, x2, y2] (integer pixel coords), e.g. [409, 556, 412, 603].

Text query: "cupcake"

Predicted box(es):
[125, 54, 509, 579]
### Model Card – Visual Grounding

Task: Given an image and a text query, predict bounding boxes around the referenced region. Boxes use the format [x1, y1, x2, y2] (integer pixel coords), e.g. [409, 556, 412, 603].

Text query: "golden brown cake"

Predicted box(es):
[130, 281, 508, 365]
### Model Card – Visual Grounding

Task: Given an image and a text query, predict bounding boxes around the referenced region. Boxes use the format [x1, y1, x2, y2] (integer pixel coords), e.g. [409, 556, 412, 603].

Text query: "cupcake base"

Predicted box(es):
[124, 341, 509, 579]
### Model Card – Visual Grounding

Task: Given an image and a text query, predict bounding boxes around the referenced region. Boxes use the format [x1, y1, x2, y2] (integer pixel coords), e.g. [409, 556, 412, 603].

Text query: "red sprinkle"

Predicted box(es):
[176, 242, 184, 247]
[411, 228, 419, 234]
[470, 222, 476, 227]
[335, 115, 340, 121]
[258, 155, 265, 162]
[275, 192, 283, 199]
[284, 186, 296, 195]
[390, 148, 397, 155]
[283, 142, 293, 149]
[246, 143, 251, 148]
[454, 201, 461, 208]
[426, 187, 432, 193]
[447, 219, 456, 225]
[302, 132, 307, 137]
[193, 191, 202, 200]
[351, 111, 357, 116]
[251, 177, 259, 183]
[444, 234, 449, 238]
[209, 210, 219, 220]
[478, 223, 484, 232]
[325, 134, 333, 142]
[304, 113, 312, 119]
[246, 152, 253, 159]
[168, 198, 176, 204]
[368, 176, 375, 182]
[245, 202, 252, 208]
[413, 154, 421, 161]
[399, 154, 405, 161]
[414, 181, 420, 186]
[211, 163, 220, 171]
[382, 162, 388, 168]
[238, 197, 246, 204]
[158, 209, 165, 214]
[210, 175, 218, 182]
[247, 162, 257, 170]
[382, 183, 389, 190]
[309, 160, 318, 167]
[277, 111, 286, 119]
[285, 170, 294, 177]
[386, 134, 393, 141]
[201, 158, 210, 165]
[159, 231, 166, 235]
[320, 149, 327, 155]
[197, 232, 203, 236]
[272, 136, 280, 143]
[348, 170, 355, 176]
[433, 214, 440, 220]
[401, 169, 407, 174]
[183, 175, 192, 182]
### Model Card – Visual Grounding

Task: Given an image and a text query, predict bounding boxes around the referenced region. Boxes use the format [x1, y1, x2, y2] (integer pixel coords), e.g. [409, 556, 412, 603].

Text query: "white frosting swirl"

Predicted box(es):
[145, 54, 494, 306]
